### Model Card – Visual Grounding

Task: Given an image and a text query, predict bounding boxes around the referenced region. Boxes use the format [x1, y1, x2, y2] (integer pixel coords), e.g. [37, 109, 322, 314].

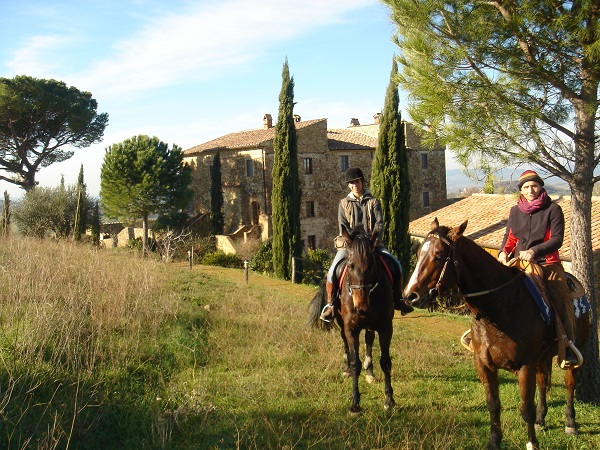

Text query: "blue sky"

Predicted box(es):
[1, 0, 460, 199]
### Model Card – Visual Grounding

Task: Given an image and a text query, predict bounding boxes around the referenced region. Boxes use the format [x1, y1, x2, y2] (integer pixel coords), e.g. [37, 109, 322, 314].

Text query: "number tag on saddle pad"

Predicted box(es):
[573, 295, 590, 319]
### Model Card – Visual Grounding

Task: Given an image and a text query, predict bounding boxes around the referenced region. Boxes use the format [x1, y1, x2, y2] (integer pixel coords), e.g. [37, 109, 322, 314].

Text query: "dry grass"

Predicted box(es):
[0, 239, 598, 449]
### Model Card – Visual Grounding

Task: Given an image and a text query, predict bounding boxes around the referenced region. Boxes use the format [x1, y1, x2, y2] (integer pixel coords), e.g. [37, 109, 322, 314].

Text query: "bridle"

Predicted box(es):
[347, 246, 380, 297]
[428, 232, 523, 299]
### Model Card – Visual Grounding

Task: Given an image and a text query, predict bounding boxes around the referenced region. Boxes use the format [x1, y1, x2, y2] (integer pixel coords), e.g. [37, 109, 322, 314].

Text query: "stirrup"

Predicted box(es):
[460, 329, 473, 353]
[319, 303, 334, 323]
[559, 340, 583, 369]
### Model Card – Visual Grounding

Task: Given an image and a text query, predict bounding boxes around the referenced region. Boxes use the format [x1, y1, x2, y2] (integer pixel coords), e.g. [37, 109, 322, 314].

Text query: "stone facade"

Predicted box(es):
[183, 115, 447, 252]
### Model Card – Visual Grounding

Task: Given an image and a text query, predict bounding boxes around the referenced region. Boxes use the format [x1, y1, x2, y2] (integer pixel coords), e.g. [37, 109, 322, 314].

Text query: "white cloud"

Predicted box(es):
[6, 35, 70, 77]
[70, 0, 373, 98]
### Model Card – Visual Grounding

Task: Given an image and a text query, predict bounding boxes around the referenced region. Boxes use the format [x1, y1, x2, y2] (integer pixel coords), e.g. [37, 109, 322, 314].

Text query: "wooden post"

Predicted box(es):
[291, 257, 296, 284]
[188, 249, 192, 269]
[244, 260, 249, 285]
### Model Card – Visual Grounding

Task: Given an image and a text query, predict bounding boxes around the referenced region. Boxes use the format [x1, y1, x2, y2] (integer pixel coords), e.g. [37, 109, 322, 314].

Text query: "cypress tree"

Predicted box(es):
[271, 58, 301, 281]
[371, 58, 411, 278]
[91, 200, 100, 246]
[73, 164, 86, 241]
[1, 191, 10, 236]
[209, 151, 224, 235]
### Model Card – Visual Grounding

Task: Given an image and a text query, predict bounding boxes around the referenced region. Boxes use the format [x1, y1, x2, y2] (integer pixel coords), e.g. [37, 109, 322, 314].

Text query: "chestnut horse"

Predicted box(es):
[308, 229, 396, 413]
[403, 219, 590, 450]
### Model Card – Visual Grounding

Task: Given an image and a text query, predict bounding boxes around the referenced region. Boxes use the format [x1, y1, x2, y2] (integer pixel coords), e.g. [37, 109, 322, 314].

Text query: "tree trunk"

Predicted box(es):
[569, 183, 600, 403]
[143, 214, 149, 258]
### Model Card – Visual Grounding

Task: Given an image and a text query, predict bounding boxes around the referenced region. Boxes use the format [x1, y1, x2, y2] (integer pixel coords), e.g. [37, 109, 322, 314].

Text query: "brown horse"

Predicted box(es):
[403, 219, 590, 450]
[308, 229, 396, 413]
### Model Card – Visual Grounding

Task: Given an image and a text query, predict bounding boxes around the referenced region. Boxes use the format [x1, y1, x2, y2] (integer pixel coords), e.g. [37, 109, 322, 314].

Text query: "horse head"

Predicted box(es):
[342, 228, 379, 315]
[403, 218, 467, 308]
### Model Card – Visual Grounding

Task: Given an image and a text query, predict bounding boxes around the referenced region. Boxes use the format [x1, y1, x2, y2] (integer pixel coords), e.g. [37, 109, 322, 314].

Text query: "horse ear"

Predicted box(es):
[448, 221, 468, 241]
[341, 227, 352, 246]
[370, 229, 379, 247]
[430, 217, 439, 231]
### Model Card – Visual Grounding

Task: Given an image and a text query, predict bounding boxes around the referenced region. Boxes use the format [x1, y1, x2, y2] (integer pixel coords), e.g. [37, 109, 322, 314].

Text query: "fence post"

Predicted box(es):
[291, 257, 296, 284]
[188, 249, 192, 269]
[244, 260, 249, 285]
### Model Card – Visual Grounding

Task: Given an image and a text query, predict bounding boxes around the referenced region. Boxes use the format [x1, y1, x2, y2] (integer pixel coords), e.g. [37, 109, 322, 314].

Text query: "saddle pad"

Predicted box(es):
[573, 295, 591, 318]
[523, 276, 552, 325]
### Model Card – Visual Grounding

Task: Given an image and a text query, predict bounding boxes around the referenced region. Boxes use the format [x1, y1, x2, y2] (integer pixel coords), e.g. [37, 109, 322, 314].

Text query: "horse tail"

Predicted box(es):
[307, 280, 336, 331]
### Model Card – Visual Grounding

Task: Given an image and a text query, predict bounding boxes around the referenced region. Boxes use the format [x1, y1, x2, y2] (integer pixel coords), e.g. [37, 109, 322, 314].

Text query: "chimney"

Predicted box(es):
[263, 114, 273, 129]
[349, 118, 360, 127]
[373, 113, 381, 124]
[293, 114, 301, 122]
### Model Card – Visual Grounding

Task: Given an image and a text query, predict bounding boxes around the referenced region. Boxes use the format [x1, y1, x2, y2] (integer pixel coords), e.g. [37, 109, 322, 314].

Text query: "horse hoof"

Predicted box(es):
[349, 406, 362, 415]
[342, 370, 351, 378]
[384, 400, 395, 410]
[365, 375, 375, 384]
[534, 423, 546, 432]
[565, 426, 578, 436]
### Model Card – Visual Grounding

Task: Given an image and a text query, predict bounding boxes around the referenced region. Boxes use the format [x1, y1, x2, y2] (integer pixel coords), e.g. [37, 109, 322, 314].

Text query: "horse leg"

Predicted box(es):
[564, 367, 579, 435]
[517, 366, 539, 450]
[364, 329, 375, 384]
[475, 362, 502, 450]
[345, 330, 362, 413]
[377, 326, 395, 410]
[535, 360, 551, 431]
[340, 327, 351, 378]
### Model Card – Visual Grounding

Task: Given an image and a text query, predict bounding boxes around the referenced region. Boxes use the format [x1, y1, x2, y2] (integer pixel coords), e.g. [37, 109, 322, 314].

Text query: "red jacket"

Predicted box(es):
[500, 197, 564, 264]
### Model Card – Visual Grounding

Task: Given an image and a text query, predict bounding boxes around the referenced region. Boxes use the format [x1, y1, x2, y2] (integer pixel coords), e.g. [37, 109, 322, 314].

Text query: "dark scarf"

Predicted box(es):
[518, 188, 550, 214]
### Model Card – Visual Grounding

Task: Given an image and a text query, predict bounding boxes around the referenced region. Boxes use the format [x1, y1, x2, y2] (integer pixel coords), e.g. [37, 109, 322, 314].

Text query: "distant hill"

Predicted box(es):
[446, 168, 571, 197]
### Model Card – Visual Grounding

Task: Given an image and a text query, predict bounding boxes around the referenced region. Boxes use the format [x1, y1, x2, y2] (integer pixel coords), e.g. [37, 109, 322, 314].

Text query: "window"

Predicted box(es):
[251, 201, 260, 225]
[306, 201, 315, 217]
[422, 191, 430, 208]
[246, 159, 253, 177]
[421, 153, 428, 169]
[340, 155, 349, 172]
[307, 235, 316, 250]
[303, 158, 313, 174]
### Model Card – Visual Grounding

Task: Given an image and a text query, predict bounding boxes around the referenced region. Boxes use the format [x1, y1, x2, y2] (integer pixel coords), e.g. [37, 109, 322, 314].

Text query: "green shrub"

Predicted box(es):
[249, 238, 273, 275]
[200, 250, 242, 268]
[300, 248, 331, 286]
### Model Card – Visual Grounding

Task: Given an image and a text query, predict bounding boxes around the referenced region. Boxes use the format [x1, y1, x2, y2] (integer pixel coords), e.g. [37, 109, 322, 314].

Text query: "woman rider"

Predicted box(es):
[319, 167, 414, 322]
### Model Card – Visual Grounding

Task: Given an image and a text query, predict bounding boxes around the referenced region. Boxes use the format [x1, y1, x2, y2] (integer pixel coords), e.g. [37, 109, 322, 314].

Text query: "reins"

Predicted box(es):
[430, 232, 524, 299]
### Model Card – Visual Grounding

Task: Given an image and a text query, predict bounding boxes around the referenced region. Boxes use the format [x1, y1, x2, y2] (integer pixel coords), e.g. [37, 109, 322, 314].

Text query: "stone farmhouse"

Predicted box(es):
[183, 114, 447, 252]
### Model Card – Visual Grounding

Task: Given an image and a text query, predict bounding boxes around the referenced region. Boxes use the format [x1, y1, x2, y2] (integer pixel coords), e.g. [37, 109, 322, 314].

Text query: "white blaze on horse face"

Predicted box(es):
[405, 240, 431, 294]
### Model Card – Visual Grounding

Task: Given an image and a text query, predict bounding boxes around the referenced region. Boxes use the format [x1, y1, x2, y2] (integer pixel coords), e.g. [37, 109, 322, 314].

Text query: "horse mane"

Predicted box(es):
[349, 233, 372, 261]
[430, 225, 518, 275]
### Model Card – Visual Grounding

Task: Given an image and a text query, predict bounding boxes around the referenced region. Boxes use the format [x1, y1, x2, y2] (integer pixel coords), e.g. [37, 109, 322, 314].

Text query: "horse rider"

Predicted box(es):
[319, 167, 414, 322]
[497, 169, 582, 369]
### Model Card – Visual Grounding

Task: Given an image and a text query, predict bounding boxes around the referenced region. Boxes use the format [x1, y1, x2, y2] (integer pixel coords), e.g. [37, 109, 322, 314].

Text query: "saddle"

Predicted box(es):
[332, 252, 397, 293]
[508, 259, 552, 324]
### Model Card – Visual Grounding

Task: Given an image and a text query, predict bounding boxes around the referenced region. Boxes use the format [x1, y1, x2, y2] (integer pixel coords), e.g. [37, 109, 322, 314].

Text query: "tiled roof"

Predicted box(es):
[327, 128, 377, 150]
[409, 193, 600, 261]
[184, 118, 326, 154]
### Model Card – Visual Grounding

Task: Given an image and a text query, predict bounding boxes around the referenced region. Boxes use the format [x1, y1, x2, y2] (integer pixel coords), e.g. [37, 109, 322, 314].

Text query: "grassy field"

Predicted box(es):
[0, 238, 598, 449]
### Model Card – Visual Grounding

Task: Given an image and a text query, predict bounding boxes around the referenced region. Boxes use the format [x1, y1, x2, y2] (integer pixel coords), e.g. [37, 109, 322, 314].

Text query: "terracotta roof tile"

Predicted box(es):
[184, 118, 326, 154]
[327, 128, 377, 150]
[409, 193, 600, 261]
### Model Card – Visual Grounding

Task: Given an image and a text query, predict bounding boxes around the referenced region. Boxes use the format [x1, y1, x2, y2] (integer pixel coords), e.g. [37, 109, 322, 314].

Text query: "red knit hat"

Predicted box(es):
[518, 170, 544, 189]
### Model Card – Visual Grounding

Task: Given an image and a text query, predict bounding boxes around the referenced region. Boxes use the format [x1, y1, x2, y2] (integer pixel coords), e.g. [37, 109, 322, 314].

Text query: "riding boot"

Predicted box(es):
[542, 263, 583, 369]
[393, 280, 414, 315]
[319, 280, 336, 322]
